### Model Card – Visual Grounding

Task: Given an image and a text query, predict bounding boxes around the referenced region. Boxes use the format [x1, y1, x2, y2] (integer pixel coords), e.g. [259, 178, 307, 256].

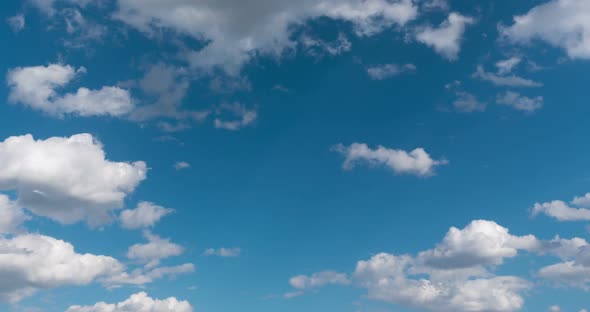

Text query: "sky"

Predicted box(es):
[1, 0, 590, 311]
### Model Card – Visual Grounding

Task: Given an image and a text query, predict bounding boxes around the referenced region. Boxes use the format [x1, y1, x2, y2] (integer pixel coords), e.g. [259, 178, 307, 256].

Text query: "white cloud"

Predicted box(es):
[354, 253, 530, 312]
[214, 103, 257, 131]
[332, 143, 447, 176]
[7, 64, 135, 117]
[204, 247, 241, 258]
[0, 133, 147, 226]
[174, 161, 191, 171]
[549, 306, 562, 312]
[495, 57, 522, 75]
[572, 193, 590, 208]
[417, 220, 540, 269]
[496, 91, 543, 112]
[501, 0, 590, 59]
[473, 66, 542, 88]
[119, 202, 173, 230]
[416, 13, 475, 60]
[0, 233, 124, 303]
[0, 195, 28, 234]
[532, 200, 590, 221]
[289, 271, 350, 289]
[113, 0, 418, 74]
[66, 291, 193, 312]
[366, 63, 416, 80]
[28, 0, 92, 16]
[127, 231, 184, 268]
[300, 33, 352, 57]
[453, 91, 486, 113]
[7, 14, 25, 32]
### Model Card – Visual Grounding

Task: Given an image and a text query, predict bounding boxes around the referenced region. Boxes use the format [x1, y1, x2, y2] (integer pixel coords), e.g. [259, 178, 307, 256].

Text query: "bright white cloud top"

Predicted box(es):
[0, 133, 147, 226]
[66, 292, 194, 312]
[7, 64, 134, 117]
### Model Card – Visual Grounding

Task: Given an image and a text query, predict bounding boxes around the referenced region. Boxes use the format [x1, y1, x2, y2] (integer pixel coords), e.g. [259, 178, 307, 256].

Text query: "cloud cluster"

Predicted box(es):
[0, 133, 147, 226]
[7, 64, 134, 117]
[113, 0, 418, 74]
[332, 143, 447, 176]
[127, 231, 184, 268]
[502, 0, 590, 59]
[415, 12, 474, 60]
[120, 202, 174, 229]
[66, 291, 193, 312]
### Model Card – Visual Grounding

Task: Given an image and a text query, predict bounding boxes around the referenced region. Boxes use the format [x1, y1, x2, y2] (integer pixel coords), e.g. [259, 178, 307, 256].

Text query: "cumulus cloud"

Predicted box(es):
[417, 220, 540, 269]
[66, 292, 194, 312]
[204, 247, 241, 258]
[0, 233, 124, 303]
[214, 103, 257, 131]
[496, 91, 543, 112]
[0, 133, 147, 226]
[366, 63, 416, 80]
[501, 0, 590, 59]
[415, 13, 475, 60]
[532, 200, 590, 221]
[332, 143, 447, 176]
[284, 271, 350, 298]
[113, 0, 418, 74]
[7, 64, 135, 117]
[119, 202, 173, 229]
[354, 253, 530, 312]
[127, 231, 184, 268]
[473, 66, 542, 88]
[0, 195, 28, 234]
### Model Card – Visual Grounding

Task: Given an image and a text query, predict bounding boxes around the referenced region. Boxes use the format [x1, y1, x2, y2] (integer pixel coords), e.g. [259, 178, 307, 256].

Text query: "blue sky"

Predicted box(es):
[1, 0, 590, 311]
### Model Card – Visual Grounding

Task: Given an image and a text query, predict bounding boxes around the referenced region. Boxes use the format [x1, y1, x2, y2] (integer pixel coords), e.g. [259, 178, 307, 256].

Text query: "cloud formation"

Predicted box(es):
[333, 143, 447, 176]
[416, 13, 474, 60]
[7, 64, 134, 117]
[66, 291, 193, 312]
[0, 133, 147, 226]
[120, 202, 173, 230]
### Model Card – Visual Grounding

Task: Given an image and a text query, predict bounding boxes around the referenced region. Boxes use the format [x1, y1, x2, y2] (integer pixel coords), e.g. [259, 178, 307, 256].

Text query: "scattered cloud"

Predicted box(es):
[214, 103, 257, 131]
[496, 91, 543, 112]
[532, 199, 590, 221]
[113, 0, 419, 74]
[119, 202, 174, 230]
[332, 143, 447, 176]
[473, 65, 542, 88]
[501, 0, 590, 59]
[66, 292, 194, 312]
[7, 14, 25, 33]
[7, 64, 135, 117]
[495, 57, 522, 75]
[127, 231, 184, 268]
[416, 13, 475, 60]
[204, 247, 241, 258]
[285, 271, 350, 298]
[366, 63, 416, 80]
[453, 91, 486, 113]
[0, 134, 146, 226]
[174, 161, 191, 171]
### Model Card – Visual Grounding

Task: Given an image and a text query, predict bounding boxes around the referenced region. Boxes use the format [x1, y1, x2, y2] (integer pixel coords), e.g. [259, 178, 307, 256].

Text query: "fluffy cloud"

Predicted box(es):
[473, 66, 542, 87]
[7, 64, 135, 117]
[415, 13, 475, 60]
[113, 0, 418, 74]
[495, 57, 522, 75]
[417, 220, 540, 269]
[66, 291, 193, 312]
[332, 143, 447, 176]
[0, 233, 124, 303]
[366, 63, 416, 80]
[214, 103, 257, 131]
[204, 247, 241, 258]
[0, 133, 147, 226]
[354, 253, 530, 312]
[127, 231, 184, 268]
[496, 91, 543, 112]
[174, 161, 191, 171]
[532, 200, 590, 221]
[501, 0, 590, 59]
[0, 195, 28, 234]
[120, 202, 173, 229]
